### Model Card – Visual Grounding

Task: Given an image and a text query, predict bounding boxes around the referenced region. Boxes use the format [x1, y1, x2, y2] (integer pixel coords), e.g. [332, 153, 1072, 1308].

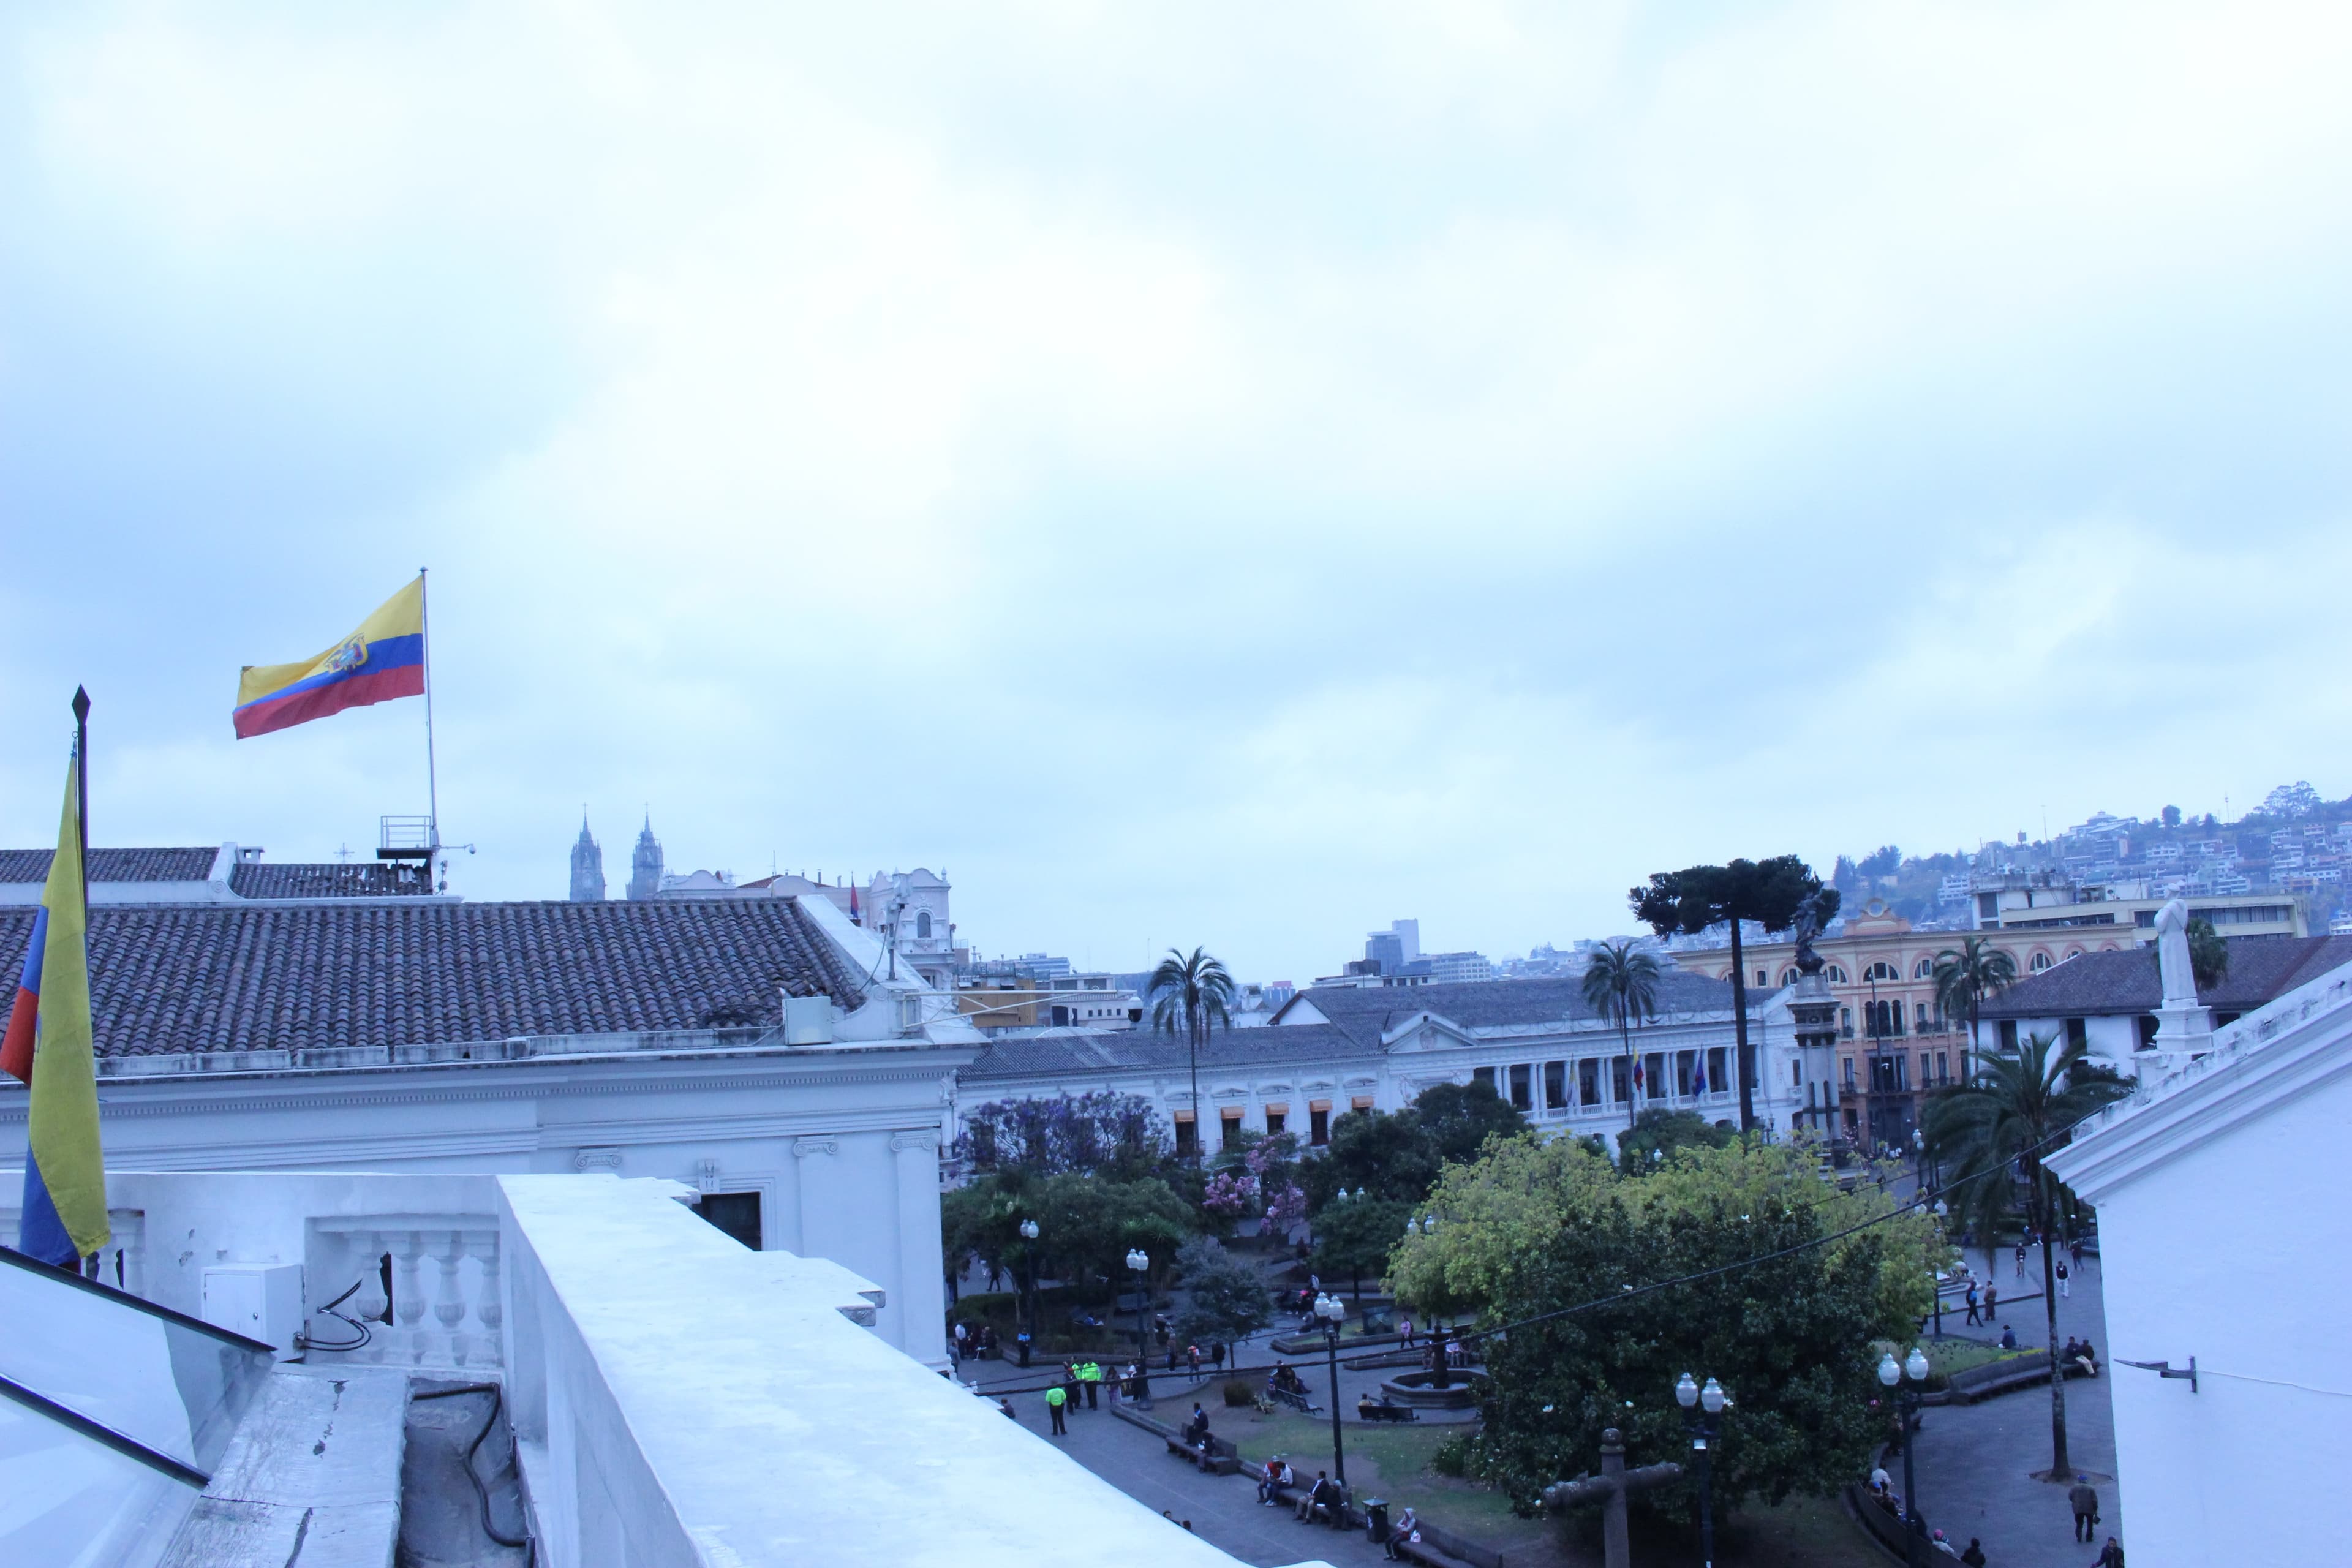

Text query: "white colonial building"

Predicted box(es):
[958, 972, 1806, 1156]
[2046, 947, 2352, 1568]
[0, 847, 981, 1368]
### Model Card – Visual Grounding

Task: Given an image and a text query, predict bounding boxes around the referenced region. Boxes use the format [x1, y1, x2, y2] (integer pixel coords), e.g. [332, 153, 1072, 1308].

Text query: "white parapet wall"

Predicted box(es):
[496, 1172, 1251, 1568]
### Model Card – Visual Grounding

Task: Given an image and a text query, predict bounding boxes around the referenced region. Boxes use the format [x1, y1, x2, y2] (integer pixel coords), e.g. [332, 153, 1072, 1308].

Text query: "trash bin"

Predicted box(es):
[1364, 1499, 1390, 1544]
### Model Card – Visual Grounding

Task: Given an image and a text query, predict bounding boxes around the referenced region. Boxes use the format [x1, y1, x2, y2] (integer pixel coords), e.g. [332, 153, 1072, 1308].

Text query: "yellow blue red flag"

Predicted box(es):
[234, 577, 426, 739]
[6, 741, 108, 1265]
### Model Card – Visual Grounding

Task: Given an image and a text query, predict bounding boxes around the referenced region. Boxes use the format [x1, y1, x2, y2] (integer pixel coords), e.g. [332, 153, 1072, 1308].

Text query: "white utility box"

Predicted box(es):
[200, 1264, 304, 1359]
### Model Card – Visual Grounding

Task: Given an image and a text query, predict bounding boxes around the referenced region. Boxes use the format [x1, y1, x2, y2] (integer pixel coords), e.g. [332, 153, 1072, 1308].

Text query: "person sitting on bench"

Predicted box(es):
[1257, 1456, 1294, 1506]
[1384, 1506, 1420, 1560]
[1294, 1471, 1335, 1523]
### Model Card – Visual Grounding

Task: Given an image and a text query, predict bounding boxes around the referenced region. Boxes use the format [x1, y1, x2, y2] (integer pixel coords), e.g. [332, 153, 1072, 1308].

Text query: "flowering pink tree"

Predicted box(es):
[1202, 1169, 1259, 1220]
[1262, 1182, 1308, 1237]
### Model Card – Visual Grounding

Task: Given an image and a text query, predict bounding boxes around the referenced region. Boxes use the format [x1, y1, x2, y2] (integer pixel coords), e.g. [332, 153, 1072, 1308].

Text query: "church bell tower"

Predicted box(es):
[568, 812, 605, 902]
[628, 814, 665, 901]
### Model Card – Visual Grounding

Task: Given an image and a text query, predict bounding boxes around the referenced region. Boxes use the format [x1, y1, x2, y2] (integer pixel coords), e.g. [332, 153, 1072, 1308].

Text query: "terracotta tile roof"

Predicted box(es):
[0, 899, 865, 1059]
[0, 847, 217, 884]
[1976, 935, 2352, 1019]
[228, 861, 435, 899]
[964, 1023, 1369, 1082]
[1295, 971, 1755, 1048]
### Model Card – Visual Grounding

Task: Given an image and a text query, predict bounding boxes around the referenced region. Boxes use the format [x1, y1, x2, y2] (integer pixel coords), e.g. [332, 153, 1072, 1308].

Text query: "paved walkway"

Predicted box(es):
[1910, 1245, 2122, 1568]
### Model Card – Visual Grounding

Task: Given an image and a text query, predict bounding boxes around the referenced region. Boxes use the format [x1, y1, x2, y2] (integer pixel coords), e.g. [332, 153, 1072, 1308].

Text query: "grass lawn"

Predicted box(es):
[1221, 1410, 1885, 1568]
[1921, 1338, 2039, 1387]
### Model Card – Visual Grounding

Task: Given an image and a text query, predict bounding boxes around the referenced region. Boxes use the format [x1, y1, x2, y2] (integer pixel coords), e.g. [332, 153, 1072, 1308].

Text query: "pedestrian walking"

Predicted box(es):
[1187, 1343, 1202, 1376]
[1983, 1283, 1997, 1322]
[1400, 1316, 1415, 1349]
[1046, 1382, 1067, 1435]
[2068, 1475, 2100, 1542]
[2070, 1237, 2084, 1270]
[2057, 1258, 2071, 1299]
[1964, 1283, 1980, 1326]
[1960, 1538, 1986, 1567]
[2015, 1239, 2026, 1277]
[2095, 1536, 2124, 1567]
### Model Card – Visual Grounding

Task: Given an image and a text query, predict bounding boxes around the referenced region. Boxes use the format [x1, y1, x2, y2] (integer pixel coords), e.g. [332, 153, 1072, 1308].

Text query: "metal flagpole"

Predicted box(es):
[418, 568, 440, 884]
[70, 685, 92, 1278]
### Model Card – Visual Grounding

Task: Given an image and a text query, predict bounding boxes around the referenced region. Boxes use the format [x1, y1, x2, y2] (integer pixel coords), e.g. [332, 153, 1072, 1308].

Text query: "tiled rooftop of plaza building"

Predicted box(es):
[963, 1022, 1368, 1082]
[0, 846, 219, 883]
[0, 898, 868, 1061]
[227, 860, 436, 899]
[1975, 933, 2352, 1019]
[1282, 970, 1757, 1046]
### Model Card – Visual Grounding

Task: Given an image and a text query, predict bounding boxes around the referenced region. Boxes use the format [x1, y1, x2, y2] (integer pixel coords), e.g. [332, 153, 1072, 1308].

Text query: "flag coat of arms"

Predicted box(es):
[233, 577, 426, 738]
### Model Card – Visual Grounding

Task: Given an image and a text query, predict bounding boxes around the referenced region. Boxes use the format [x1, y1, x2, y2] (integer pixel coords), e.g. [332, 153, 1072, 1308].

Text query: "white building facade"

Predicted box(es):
[958, 974, 1804, 1157]
[2047, 954, 2352, 1568]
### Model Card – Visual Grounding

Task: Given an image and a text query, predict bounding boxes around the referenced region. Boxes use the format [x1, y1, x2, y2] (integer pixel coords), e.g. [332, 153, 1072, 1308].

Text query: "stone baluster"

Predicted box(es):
[468, 1227, 503, 1366]
[394, 1232, 429, 1365]
[434, 1231, 469, 1366]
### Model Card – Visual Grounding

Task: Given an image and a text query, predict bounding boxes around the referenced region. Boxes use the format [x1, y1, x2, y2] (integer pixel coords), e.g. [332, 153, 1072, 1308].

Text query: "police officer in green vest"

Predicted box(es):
[1046, 1380, 1068, 1435]
[1080, 1358, 1102, 1409]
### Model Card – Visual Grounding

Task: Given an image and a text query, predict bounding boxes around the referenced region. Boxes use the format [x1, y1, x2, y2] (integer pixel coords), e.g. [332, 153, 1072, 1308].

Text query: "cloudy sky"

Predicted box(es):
[4, 2, 2348, 981]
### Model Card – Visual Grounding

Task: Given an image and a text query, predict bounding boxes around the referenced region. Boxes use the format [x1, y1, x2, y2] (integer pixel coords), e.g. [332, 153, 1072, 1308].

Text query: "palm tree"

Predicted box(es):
[1924, 1032, 2128, 1478]
[1149, 947, 1234, 1164]
[1933, 936, 2017, 1075]
[1580, 940, 1662, 1134]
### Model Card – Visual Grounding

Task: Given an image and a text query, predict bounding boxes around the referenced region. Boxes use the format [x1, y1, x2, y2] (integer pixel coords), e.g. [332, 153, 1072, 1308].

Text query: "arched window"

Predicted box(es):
[1865, 961, 1901, 983]
[1779, 967, 1800, 986]
[1827, 965, 1849, 984]
[916, 911, 933, 939]
[2029, 951, 2052, 973]
[1913, 958, 1936, 980]
[2064, 946, 2083, 962]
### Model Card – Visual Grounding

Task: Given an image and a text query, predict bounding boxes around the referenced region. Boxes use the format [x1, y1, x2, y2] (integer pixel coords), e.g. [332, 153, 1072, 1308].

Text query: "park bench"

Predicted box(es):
[1109, 1401, 1243, 1474]
[1259, 1471, 1360, 1531]
[1943, 1353, 2094, 1405]
[1389, 1519, 1501, 1568]
[1357, 1399, 1419, 1423]
[1268, 1385, 1317, 1414]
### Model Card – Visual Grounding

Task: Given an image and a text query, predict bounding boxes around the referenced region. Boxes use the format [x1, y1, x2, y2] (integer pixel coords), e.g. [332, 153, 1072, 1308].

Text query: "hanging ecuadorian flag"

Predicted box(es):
[233, 577, 426, 739]
[5, 744, 108, 1265]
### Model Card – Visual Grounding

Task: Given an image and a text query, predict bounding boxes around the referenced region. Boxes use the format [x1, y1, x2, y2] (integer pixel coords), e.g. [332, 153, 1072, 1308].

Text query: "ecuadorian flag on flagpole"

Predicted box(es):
[233, 577, 426, 739]
[4, 742, 108, 1266]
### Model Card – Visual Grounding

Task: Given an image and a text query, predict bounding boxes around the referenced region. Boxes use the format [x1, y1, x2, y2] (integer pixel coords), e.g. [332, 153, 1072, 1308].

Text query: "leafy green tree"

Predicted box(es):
[941, 1170, 1031, 1287]
[1581, 940, 1662, 1134]
[1411, 1079, 1530, 1165]
[1632, 857, 1836, 1134]
[1933, 935, 2017, 1073]
[1311, 1194, 1415, 1299]
[1615, 1108, 1735, 1173]
[2187, 918, 2229, 989]
[956, 1091, 1171, 1180]
[1170, 1236, 1275, 1348]
[1031, 1172, 1198, 1305]
[1392, 1136, 1938, 1515]
[1858, 845, 1902, 878]
[1150, 947, 1235, 1164]
[2160, 804, 2182, 829]
[1925, 1033, 2129, 1477]
[1302, 1108, 1442, 1212]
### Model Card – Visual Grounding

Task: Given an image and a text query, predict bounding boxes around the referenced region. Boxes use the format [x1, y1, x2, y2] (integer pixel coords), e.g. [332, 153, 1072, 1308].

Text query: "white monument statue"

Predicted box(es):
[2154, 897, 2199, 1008]
[2149, 896, 2214, 1062]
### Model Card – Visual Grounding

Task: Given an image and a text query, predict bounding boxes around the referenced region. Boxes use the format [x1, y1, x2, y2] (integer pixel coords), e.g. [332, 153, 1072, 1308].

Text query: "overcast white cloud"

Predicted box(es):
[4, 1, 2348, 979]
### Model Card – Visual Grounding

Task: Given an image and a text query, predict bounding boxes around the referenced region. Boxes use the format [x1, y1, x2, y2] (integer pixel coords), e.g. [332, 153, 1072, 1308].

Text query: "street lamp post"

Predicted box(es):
[1125, 1247, 1152, 1408]
[1878, 1346, 1932, 1568]
[1929, 1199, 1948, 1339]
[1313, 1292, 1348, 1486]
[1018, 1218, 1040, 1368]
[1675, 1372, 1729, 1568]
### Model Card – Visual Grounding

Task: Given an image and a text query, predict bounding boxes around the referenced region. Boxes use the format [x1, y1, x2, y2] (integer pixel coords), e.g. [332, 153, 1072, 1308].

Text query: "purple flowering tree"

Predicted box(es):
[954, 1091, 1169, 1178]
